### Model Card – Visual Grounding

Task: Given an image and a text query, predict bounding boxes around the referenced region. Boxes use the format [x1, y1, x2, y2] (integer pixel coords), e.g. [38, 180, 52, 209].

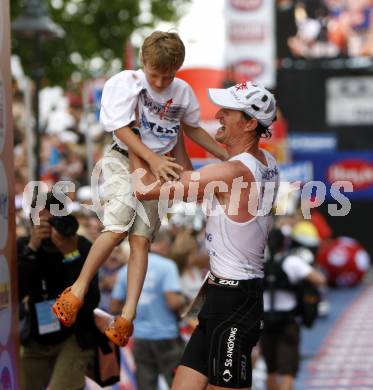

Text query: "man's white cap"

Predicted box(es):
[208, 81, 276, 127]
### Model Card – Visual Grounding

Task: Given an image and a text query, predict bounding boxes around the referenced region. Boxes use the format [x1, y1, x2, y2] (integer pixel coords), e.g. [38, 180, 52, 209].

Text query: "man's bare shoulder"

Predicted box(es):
[201, 159, 249, 175]
[190, 159, 252, 187]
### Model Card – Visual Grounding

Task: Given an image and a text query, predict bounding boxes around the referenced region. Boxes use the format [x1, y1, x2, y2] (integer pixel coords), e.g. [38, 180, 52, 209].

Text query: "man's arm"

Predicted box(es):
[182, 123, 229, 161]
[115, 127, 183, 181]
[129, 148, 248, 202]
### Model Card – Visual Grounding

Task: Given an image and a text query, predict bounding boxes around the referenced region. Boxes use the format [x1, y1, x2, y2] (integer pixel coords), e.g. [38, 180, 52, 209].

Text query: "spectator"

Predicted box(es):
[276, 0, 298, 59]
[328, 0, 373, 56]
[170, 228, 208, 302]
[111, 228, 186, 390]
[169, 227, 208, 336]
[17, 192, 101, 390]
[260, 228, 326, 390]
[169, 227, 199, 272]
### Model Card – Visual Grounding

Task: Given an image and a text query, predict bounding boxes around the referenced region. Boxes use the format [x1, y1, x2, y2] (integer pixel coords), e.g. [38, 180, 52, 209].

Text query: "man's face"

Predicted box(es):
[214, 108, 249, 144]
[143, 62, 177, 93]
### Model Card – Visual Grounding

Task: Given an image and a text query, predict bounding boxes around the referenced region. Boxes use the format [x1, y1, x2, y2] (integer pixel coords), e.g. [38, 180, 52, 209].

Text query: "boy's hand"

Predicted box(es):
[149, 154, 183, 181]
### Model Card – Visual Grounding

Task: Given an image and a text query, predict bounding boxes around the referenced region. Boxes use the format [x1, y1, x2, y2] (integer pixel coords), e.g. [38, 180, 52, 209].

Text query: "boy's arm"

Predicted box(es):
[169, 129, 193, 171]
[115, 126, 183, 181]
[182, 123, 229, 161]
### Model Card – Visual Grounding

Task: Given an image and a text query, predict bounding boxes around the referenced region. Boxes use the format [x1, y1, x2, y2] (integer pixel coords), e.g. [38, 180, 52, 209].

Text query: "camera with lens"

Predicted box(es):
[48, 215, 79, 237]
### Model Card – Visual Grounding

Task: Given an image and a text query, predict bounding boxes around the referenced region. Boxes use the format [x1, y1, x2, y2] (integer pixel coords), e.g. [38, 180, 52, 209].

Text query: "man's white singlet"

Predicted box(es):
[205, 150, 279, 280]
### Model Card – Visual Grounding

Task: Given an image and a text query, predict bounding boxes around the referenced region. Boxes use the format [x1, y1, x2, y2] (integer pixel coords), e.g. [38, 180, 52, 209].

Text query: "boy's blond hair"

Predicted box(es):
[141, 31, 185, 72]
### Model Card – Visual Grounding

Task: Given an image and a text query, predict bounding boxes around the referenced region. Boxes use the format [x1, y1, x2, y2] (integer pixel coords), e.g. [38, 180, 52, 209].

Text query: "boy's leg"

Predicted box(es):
[104, 234, 150, 347]
[121, 234, 150, 321]
[121, 196, 161, 320]
[71, 231, 127, 300]
[54, 146, 136, 326]
[53, 231, 126, 326]
[105, 198, 160, 347]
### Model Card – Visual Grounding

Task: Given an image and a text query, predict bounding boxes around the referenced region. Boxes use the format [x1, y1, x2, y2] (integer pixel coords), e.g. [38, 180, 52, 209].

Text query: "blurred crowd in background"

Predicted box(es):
[10, 1, 373, 388]
[278, 0, 373, 58]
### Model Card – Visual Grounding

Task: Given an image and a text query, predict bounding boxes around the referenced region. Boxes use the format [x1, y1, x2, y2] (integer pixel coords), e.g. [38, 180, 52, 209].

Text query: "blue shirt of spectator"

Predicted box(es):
[112, 252, 181, 340]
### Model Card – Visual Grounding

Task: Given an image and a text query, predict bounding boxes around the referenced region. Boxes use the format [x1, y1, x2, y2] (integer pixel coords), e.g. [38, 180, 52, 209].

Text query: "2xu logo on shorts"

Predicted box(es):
[240, 354, 247, 381]
[219, 279, 239, 287]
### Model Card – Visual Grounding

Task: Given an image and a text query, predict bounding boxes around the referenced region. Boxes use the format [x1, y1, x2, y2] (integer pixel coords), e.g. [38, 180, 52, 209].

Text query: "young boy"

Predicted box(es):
[52, 31, 227, 347]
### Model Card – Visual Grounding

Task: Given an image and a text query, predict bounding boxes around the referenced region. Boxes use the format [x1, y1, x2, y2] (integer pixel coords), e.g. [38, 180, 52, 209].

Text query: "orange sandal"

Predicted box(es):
[52, 287, 83, 327]
[105, 316, 134, 347]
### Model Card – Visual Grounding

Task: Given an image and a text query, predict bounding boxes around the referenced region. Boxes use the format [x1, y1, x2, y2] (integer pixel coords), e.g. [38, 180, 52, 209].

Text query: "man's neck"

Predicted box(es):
[226, 137, 259, 158]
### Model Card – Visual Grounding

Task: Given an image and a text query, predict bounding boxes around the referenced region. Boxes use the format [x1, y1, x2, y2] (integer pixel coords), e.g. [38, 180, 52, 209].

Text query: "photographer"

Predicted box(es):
[260, 226, 326, 390]
[17, 192, 100, 390]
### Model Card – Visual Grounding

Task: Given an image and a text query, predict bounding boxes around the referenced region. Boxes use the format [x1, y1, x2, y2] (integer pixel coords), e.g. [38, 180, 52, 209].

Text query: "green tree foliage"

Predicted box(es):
[11, 0, 191, 86]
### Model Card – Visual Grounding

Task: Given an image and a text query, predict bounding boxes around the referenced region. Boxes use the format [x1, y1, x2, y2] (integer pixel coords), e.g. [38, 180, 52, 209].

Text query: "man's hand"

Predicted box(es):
[28, 218, 51, 251]
[148, 154, 183, 182]
[50, 229, 78, 256]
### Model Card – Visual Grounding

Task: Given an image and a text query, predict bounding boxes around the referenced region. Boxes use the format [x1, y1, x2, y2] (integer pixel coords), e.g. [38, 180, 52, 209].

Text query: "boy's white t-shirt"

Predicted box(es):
[100, 69, 201, 154]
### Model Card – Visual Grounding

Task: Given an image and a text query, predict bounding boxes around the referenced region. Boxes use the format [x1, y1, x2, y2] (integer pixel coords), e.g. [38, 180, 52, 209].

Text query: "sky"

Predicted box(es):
[156, 0, 226, 69]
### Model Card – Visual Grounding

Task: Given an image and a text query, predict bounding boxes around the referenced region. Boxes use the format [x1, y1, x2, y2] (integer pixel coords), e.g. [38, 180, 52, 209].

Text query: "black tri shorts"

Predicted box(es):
[180, 278, 263, 388]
